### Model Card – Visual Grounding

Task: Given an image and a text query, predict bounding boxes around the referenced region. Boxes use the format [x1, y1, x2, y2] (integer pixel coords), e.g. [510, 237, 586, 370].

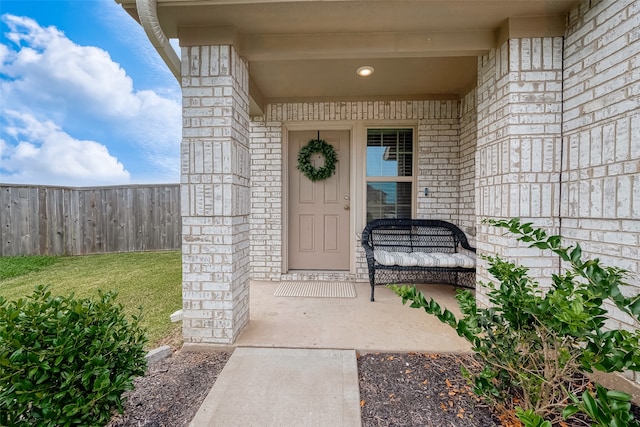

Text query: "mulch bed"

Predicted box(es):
[107, 350, 500, 427]
[107, 349, 640, 427]
[358, 352, 500, 427]
[107, 351, 231, 427]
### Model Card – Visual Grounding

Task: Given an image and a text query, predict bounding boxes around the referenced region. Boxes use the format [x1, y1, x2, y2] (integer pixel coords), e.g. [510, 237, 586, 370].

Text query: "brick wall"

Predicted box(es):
[248, 121, 283, 280]
[473, 0, 639, 382]
[475, 37, 564, 305]
[416, 116, 461, 221]
[249, 100, 469, 281]
[458, 89, 477, 244]
[181, 45, 251, 344]
[562, 0, 639, 347]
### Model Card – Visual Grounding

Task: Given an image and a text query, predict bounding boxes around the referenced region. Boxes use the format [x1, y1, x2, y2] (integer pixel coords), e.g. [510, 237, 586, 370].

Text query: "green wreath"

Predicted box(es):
[297, 139, 338, 182]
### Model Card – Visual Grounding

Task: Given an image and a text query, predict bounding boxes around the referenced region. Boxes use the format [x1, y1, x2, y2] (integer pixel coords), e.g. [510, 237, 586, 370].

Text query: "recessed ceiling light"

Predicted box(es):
[356, 66, 374, 77]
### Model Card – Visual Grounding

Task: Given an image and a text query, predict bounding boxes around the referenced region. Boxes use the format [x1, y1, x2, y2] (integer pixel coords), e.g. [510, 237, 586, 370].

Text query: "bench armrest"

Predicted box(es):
[361, 226, 375, 264]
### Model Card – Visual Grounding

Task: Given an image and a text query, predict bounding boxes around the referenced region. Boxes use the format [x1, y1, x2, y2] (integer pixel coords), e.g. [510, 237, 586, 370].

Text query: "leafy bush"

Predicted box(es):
[563, 384, 638, 427]
[0, 285, 148, 426]
[391, 218, 640, 425]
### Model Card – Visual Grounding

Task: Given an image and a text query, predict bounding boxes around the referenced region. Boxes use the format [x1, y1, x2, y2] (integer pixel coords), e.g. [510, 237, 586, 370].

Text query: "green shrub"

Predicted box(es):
[391, 218, 640, 425]
[563, 384, 637, 427]
[0, 285, 148, 426]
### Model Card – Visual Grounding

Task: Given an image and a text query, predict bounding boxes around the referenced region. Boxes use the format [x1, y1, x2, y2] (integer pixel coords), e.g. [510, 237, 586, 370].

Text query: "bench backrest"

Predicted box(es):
[361, 219, 475, 254]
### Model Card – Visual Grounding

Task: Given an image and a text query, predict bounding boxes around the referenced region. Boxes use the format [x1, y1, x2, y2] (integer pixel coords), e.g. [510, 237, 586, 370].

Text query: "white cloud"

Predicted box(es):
[132, 90, 182, 174]
[0, 43, 9, 64]
[0, 14, 181, 184]
[2, 14, 141, 118]
[1, 111, 130, 186]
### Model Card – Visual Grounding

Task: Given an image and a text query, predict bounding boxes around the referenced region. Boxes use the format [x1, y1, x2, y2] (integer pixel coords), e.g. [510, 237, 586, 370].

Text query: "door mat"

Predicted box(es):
[274, 281, 357, 298]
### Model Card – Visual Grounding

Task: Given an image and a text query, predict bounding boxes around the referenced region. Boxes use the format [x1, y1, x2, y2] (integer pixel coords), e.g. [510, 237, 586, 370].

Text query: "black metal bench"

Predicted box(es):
[361, 219, 476, 301]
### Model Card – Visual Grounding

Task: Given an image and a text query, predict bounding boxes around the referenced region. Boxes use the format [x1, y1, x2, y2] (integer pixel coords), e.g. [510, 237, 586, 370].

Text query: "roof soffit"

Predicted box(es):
[117, 0, 579, 114]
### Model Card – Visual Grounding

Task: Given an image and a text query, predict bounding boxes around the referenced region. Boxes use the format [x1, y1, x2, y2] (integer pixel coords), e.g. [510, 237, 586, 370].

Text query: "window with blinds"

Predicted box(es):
[365, 129, 413, 222]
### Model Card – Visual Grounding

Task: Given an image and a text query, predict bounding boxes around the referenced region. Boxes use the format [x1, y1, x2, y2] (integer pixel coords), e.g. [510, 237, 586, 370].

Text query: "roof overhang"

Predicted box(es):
[116, 0, 579, 116]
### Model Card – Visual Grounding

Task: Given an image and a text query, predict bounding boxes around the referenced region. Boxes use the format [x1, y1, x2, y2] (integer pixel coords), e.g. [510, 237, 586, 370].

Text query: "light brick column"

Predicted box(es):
[180, 45, 250, 344]
[475, 38, 564, 306]
[561, 0, 640, 381]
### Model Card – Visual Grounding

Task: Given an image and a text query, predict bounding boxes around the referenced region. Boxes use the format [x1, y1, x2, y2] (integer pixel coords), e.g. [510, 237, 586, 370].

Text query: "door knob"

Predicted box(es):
[344, 205, 350, 210]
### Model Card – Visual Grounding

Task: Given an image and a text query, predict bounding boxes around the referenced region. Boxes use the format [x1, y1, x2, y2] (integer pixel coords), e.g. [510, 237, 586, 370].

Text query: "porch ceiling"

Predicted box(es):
[117, 0, 579, 114]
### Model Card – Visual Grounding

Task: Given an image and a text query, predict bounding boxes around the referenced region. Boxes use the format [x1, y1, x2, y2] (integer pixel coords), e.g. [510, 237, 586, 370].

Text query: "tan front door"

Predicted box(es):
[288, 130, 350, 270]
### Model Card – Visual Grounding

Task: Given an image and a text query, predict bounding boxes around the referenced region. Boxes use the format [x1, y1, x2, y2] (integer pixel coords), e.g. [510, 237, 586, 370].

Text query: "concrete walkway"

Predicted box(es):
[190, 348, 361, 427]
[188, 281, 472, 426]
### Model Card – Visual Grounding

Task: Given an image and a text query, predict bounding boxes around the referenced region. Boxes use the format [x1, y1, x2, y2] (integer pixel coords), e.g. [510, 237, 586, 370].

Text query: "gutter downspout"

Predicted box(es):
[136, 0, 181, 81]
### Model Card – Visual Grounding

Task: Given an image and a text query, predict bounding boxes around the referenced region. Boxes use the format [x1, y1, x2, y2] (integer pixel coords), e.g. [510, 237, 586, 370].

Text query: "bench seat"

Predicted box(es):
[373, 250, 475, 268]
[361, 219, 477, 301]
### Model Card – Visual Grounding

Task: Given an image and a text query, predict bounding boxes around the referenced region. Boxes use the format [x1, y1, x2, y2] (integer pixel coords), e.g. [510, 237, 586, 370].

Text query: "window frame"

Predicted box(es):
[364, 127, 417, 221]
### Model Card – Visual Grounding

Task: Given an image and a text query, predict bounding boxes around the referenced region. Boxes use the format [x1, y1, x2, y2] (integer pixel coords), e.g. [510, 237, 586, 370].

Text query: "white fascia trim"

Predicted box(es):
[136, 0, 181, 80]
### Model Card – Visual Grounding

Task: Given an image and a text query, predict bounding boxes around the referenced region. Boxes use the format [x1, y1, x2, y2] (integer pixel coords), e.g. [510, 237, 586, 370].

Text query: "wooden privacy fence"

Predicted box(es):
[1, 184, 181, 256]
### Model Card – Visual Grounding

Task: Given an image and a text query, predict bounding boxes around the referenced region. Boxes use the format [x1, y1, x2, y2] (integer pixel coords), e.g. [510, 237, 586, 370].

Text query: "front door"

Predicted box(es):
[288, 130, 350, 270]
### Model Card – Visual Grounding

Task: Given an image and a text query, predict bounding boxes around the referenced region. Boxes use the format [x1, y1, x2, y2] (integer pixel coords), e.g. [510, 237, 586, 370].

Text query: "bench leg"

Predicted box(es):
[368, 267, 376, 302]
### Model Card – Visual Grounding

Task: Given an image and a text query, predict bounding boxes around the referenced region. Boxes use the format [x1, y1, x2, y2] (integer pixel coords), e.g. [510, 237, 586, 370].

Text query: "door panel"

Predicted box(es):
[289, 130, 350, 270]
[323, 215, 340, 252]
[298, 215, 315, 251]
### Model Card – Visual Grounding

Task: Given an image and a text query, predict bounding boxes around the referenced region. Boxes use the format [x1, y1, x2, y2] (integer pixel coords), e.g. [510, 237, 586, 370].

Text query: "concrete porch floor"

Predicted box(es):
[187, 281, 472, 426]
[233, 280, 471, 353]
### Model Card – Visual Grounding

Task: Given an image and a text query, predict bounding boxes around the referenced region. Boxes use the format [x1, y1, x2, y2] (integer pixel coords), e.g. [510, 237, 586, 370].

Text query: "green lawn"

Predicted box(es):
[0, 251, 182, 347]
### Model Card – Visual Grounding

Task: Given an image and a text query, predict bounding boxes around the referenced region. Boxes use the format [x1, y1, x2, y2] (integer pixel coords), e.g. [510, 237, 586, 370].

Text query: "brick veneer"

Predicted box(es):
[562, 0, 639, 381]
[180, 45, 251, 344]
[458, 89, 477, 244]
[473, 0, 639, 383]
[249, 100, 469, 282]
[475, 36, 564, 306]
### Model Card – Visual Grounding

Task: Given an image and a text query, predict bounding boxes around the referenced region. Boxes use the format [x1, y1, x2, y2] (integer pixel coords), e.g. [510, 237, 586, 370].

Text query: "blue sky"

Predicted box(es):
[0, 0, 181, 186]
